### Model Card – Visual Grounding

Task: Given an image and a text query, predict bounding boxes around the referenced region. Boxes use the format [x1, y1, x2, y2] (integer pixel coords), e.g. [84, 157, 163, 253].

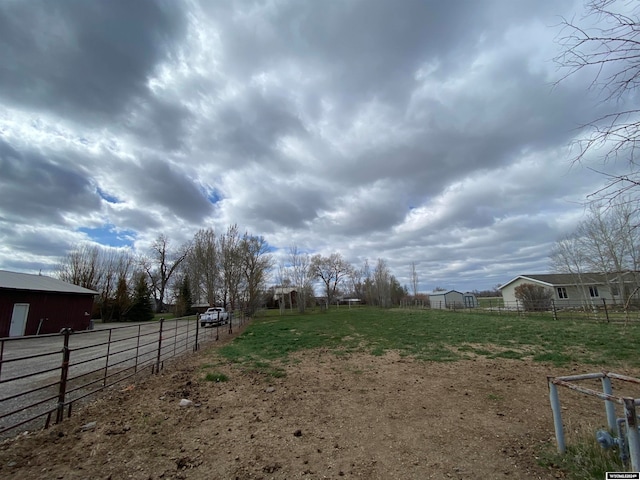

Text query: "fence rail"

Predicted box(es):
[401, 298, 640, 322]
[0, 314, 238, 437]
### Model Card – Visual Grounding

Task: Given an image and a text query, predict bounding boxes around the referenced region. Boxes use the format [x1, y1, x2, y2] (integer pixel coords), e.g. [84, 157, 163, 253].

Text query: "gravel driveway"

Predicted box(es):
[0, 317, 226, 437]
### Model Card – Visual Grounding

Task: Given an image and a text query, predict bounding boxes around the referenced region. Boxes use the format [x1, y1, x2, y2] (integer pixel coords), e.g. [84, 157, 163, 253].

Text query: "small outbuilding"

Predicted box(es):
[273, 286, 297, 309]
[427, 290, 476, 309]
[0, 270, 97, 337]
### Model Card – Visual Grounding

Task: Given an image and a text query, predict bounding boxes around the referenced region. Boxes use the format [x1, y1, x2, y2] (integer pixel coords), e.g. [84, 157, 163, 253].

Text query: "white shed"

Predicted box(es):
[427, 290, 466, 310]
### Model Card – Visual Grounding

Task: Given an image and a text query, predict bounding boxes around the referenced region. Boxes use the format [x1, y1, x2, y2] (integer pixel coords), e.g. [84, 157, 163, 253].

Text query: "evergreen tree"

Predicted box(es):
[113, 275, 130, 321]
[128, 274, 154, 322]
[175, 276, 194, 317]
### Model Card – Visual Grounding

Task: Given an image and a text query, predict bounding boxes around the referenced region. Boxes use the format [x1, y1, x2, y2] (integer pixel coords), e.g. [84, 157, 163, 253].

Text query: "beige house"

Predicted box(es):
[499, 272, 640, 308]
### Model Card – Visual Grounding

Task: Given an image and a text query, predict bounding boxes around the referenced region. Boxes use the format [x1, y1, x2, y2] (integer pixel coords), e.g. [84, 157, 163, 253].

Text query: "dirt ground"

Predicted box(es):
[0, 330, 635, 480]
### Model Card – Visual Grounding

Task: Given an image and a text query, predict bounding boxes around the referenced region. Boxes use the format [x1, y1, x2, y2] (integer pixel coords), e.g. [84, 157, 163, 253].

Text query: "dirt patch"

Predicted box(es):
[0, 338, 635, 479]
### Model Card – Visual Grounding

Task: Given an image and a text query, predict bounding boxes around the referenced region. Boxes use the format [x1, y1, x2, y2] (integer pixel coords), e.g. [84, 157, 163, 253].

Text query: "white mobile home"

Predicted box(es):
[499, 273, 640, 308]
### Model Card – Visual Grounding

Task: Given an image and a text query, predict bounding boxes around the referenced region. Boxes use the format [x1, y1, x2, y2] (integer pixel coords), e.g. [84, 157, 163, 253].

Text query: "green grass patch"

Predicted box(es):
[493, 349, 525, 360]
[539, 432, 625, 480]
[204, 372, 229, 382]
[477, 296, 504, 308]
[210, 307, 640, 376]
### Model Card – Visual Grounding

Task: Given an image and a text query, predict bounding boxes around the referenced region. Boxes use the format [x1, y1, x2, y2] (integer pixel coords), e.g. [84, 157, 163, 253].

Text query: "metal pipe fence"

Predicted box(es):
[406, 298, 640, 322]
[0, 313, 238, 437]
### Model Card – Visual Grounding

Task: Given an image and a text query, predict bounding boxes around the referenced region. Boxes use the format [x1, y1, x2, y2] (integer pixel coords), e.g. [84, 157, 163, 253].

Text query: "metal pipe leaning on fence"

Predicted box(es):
[548, 371, 640, 471]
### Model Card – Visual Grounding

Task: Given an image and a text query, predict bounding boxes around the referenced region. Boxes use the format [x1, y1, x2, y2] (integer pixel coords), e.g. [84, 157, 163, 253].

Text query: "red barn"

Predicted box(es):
[0, 270, 97, 337]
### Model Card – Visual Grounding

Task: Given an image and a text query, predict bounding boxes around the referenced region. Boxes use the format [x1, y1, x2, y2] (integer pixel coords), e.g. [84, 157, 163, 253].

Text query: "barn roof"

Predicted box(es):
[0, 270, 98, 295]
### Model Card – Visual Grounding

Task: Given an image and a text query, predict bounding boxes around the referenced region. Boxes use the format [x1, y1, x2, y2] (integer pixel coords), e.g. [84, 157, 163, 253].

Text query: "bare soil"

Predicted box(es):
[0, 329, 634, 480]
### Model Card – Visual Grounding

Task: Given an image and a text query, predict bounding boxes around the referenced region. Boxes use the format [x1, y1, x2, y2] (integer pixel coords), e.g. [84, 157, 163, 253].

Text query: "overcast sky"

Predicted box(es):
[0, 0, 632, 293]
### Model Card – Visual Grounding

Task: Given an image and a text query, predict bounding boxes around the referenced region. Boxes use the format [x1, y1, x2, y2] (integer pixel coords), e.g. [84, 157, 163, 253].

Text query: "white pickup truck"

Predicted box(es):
[200, 307, 229, 327]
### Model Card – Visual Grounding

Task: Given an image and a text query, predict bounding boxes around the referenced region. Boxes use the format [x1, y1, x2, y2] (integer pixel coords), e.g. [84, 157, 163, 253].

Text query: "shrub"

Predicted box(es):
[514, 283, 552, 311]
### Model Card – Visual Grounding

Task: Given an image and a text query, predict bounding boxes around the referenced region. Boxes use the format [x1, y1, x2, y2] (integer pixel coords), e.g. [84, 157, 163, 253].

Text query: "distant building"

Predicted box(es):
[0, 270, 97, 337]
[427, 290, 477, 309]
[499, 272, 640, 307]
[273, 286, 297, 309]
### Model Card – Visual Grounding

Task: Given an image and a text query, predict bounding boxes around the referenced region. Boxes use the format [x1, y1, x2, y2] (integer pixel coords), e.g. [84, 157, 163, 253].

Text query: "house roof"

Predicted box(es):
[499, 272, 632, 290]
[0, 270, 98, 295]
[426, 290, 463, 296]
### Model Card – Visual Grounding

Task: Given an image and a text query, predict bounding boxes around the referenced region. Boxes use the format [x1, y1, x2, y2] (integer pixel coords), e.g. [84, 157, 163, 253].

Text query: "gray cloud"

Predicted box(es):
[0, 0, 187, 124]
[0, 0, 623, 291]
[0, 139, 100, 223]
[110, 155, 215, 225]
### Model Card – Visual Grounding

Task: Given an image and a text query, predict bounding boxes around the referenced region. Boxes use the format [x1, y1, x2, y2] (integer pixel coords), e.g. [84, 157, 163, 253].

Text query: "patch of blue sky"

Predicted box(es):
[97, 187, 120, 204]
[263, 242, 277, 253]
[207, 189, 223, 205]
[79, 225, 135, 248]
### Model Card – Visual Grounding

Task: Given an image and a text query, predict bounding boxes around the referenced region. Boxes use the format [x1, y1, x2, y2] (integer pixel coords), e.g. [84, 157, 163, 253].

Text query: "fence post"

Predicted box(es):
[548, 379, 565, 453]
[624, 397, 640, 471]
[552, 300, 558, 321]
[601, 375, 616, 431]
[194, 314, 200, 352]
[155, 318, 164, 374]
[103, 328, 112, 386]
[56, 328, 72, 423]
[228, 311, 233, 334]
[184, 316, 189, 353]
[134, 324, 141, 373]
[173, 319, 178, 357]
[602, 298, 609, 323]
[0, 338, 4, 381]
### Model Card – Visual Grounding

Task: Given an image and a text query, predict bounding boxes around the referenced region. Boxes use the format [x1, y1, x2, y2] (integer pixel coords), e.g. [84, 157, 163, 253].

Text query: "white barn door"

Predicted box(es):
[9, 303, 29, 337]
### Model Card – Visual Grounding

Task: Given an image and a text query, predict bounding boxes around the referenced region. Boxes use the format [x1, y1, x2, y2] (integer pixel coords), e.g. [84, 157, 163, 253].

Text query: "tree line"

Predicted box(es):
[55, 227, 408, 321]
[275, 250, 407, 313]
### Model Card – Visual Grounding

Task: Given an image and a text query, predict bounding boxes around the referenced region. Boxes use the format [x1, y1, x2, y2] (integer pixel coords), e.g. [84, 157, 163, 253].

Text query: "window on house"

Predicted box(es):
[557, 287, 568, 299]
[611, 285, 619, 296]
[589, 286, 599, 298]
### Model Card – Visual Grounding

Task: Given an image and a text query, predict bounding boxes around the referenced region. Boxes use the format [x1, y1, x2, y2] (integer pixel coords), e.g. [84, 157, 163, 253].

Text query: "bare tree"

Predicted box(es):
[219, 225, 244, 311]
[141, 234, 191, 313]
[347, 263, 365, 300]
[274, 264, 293, 314]
[289, 245, 313, 313]
[362, 259, 373, 305]
[373, 258, 391, 308]
[555, 0, 640, 205]
[57, 244, 134, 320]
[310, 253, 352, 308]
[549, 232, 594, 305]
[187, 228, 220, 306]
[550, 202, 640, 304]
[56, 244, 103, 290]
[550, 233, 587, 274]
[410, 261, 419, 298]
[240, 233, 272, 315]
